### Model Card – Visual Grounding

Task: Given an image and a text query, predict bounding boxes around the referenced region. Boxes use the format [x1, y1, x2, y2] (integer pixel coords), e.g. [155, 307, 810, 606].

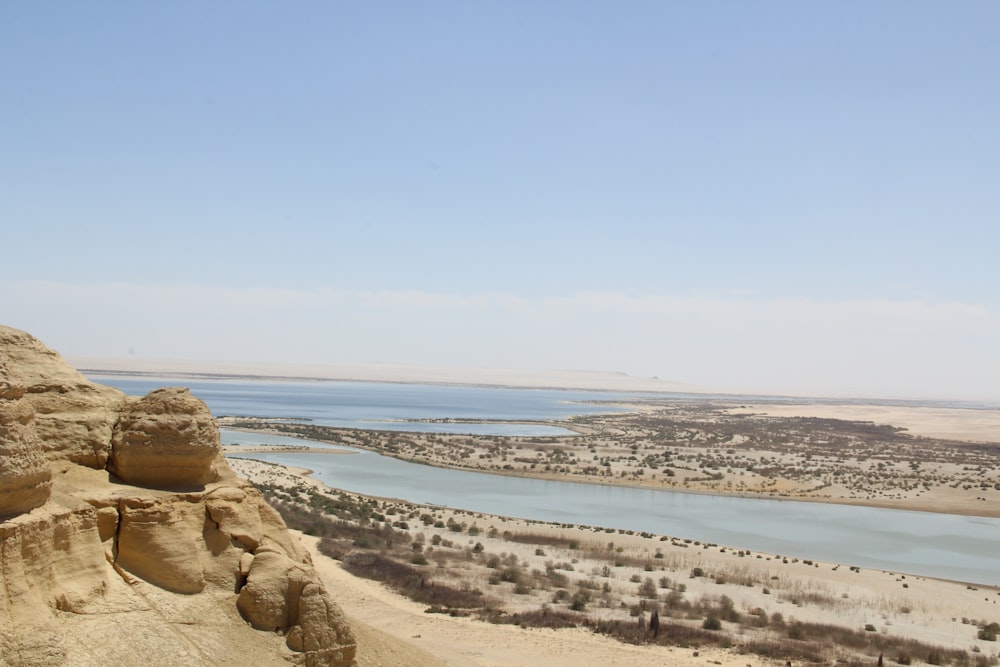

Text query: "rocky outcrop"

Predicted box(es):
[0, 326, 356, 667]
[0, 326, 124, 469]
[0, 358, 51, 517]
[238, 549, 356, 667]
[109, 387, 222, 488]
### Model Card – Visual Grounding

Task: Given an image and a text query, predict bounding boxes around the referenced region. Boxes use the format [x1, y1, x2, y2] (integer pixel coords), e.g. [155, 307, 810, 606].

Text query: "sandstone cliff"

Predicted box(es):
[0, 326, 356, 667]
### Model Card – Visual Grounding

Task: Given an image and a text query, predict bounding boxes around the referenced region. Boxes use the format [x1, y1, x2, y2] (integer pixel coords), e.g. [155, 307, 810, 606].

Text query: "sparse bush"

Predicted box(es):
[638, 577, 658, 599]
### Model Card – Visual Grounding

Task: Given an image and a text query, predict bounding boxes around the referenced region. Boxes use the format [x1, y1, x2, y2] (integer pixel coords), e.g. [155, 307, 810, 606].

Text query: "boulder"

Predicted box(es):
[108, 387, 221, 488]
[0, 326, 357, 666]
[239, 548, 356, 667]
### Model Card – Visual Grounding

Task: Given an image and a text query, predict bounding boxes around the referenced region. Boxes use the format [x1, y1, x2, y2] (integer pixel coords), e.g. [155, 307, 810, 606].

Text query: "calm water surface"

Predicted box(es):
[89, 375, 1000, 585]
[93, 375, 631, 436]
[227, 434, 1000, 586]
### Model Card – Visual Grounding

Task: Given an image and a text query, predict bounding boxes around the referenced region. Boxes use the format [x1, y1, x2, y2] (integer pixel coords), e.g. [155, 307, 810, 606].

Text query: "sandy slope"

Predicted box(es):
[300, 534, 759, 667]
[227, 458, 1000, 667]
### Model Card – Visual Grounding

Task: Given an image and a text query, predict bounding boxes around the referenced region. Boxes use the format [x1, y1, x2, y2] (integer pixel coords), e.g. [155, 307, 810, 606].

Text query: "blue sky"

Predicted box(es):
[2, 2, 998, 400]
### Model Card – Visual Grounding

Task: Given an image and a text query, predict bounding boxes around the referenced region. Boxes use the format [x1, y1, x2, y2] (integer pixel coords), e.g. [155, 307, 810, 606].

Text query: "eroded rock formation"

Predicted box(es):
[0, 357, 51, 517]
[0, 326, 355, 667]
[109, 387, 223, 488]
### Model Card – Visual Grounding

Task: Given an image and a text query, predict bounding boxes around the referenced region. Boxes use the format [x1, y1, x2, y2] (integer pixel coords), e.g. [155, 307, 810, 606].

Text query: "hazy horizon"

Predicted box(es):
[3, 3, 998, 402]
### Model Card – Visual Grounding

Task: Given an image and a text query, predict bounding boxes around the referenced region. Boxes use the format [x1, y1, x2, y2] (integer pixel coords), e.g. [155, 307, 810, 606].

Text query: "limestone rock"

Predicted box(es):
[114, 495, 211, 594]
[0, 361, 51, 517]
[0, 326, 124, 468]
[0, 325, 357, 666]
[109, 387, 221, 488]
[239, 548, 356, 667]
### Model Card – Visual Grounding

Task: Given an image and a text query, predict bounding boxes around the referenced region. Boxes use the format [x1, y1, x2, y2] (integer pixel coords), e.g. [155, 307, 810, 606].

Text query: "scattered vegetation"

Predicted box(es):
[225, 396, 1000, 510]
[242, 466, 998, 667]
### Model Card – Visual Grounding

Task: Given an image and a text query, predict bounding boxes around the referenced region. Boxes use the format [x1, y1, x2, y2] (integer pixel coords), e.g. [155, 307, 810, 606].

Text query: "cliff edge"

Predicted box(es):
[0, 326, 356, 667]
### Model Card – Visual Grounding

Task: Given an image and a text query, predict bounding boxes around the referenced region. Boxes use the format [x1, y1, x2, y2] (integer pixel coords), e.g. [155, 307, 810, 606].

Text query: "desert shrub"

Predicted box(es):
[702, 616, 722, 631]
[570, 591, 590, 611]
[268, 497, 407, 548]
[482, 607, 580, 629]
[737, 640, 825, 664]
[503, 532, 579, 549]
[546, 568, 569, 588]
[317, 537, 352, 561]
[499, 565, 524, 585]
[341, 552, 483, 609]
[638, 577, 658, 599]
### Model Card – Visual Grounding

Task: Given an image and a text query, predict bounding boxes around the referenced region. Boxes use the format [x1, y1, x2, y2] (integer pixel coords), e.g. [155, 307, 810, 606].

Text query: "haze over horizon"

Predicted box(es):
[3, 2, 998, 401]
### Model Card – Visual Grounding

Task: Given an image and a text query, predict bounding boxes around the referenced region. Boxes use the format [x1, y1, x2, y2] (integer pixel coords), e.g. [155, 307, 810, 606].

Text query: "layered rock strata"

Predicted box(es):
[0, 325, 355, 667]
[0, 357, 51, 516]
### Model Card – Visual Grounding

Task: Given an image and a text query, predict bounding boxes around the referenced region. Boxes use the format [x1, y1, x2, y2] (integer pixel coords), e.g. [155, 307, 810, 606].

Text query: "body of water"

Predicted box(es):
[227, 433, 1000, 586]
[92, 375, 631, 436]
[90, 374, 1000, 586]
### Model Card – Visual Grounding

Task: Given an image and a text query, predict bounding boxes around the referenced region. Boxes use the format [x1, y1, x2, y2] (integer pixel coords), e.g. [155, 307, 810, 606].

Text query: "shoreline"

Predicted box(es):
[237, 456, 998, 592]
[79, 364, 1000, 409]
[223, 436, 1000, 520]
[229, 456, 1000, 667]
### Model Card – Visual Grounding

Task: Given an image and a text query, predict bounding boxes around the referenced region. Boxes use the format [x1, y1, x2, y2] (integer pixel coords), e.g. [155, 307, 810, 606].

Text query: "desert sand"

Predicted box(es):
[78, 358, 1000, 664]
[230, 458, 1000, 667]
[726, 403, 1000, 444]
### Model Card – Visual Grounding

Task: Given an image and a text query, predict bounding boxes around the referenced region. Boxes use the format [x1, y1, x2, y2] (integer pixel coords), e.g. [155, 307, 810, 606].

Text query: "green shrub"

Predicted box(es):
[702, 616, 722, 631]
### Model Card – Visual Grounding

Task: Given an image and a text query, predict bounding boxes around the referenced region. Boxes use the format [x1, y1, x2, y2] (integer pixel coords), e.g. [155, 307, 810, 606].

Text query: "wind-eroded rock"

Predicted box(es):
[109, 387, 222, 488]
[238, 549, 356, 667]
[0, 326, 356, 666]
[0, 367, 51, 517]
[0, 326, 123, 468]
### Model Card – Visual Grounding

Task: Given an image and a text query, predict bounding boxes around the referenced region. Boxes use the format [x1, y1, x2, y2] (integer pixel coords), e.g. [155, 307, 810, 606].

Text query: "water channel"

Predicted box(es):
[90, 375, 1000, 586]
[224, 431, 1000, 586]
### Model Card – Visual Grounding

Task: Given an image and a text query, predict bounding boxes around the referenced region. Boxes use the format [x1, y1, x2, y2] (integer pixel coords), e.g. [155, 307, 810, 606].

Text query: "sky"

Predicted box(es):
[2, 2, 998, 401]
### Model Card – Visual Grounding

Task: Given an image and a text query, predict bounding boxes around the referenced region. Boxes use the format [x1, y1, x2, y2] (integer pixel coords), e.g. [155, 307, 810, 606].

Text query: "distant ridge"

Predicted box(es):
[71, 356, 700, 394]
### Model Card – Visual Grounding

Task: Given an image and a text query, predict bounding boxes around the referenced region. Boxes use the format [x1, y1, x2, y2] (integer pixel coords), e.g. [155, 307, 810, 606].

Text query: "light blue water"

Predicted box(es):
[227, 434, 1000, 586]
[92, 375, 631, 436]
[89, 374, 1000, 585]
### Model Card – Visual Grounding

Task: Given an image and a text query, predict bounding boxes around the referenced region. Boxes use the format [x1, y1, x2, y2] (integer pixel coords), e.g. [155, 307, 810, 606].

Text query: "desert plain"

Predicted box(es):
[74, 358, 1000, 665]
[213, 384, 1000, 667]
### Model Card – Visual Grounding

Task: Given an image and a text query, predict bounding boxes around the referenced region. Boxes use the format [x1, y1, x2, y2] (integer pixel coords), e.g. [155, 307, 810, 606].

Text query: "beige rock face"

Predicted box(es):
[109, 387, 221, 488]
[0, 326, 124, 468]
[239, 549, 357, 667]
[0, 359, 52, 517]
[0, 326, 356, 666]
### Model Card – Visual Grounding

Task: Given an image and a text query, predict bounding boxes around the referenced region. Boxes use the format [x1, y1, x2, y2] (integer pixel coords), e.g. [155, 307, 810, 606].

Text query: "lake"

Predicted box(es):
[92, 374, 633, 436]
[227, 433, 1000, 586]
[92, 374, 1000, 586]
